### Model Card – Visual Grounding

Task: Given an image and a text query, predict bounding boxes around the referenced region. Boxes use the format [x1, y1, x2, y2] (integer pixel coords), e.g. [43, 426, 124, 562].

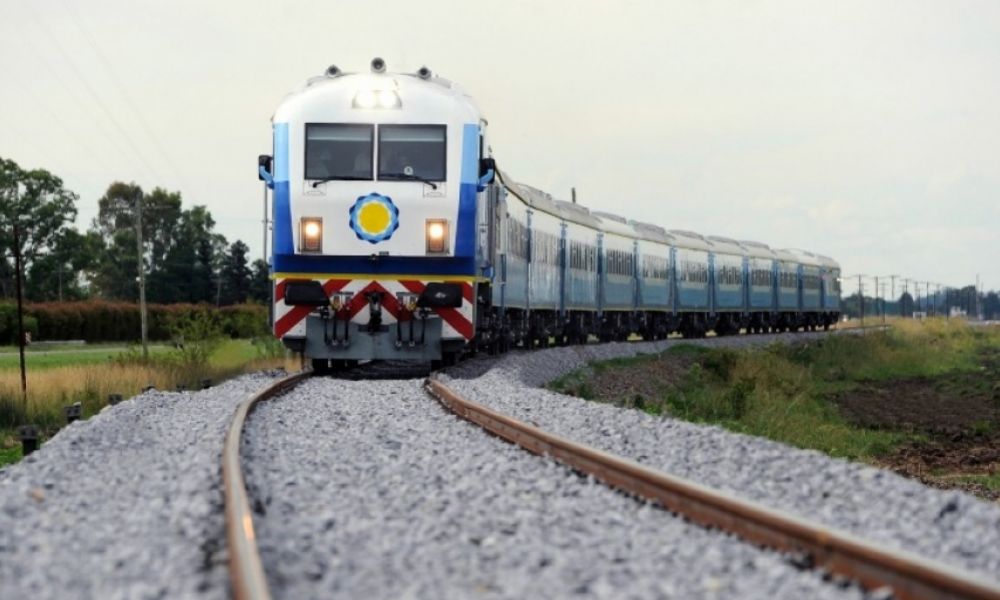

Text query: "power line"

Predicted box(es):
[21, 3, 164, 184]
[55, 0, 194, 194]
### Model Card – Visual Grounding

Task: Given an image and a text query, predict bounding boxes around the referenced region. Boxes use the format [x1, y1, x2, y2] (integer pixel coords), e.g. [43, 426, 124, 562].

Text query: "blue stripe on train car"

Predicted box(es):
[640, 279, 670, 308]
[603, 276, 634, 309]
[677, 283, 710, 309]
[803, 292, 821, 310]
[455, 124, 479, 257]
[272, 122, 292, 256]
[749, 287, 772, 308]
[716, 286, 743, 309]
[531, 263, 561, 308]
[778, 288, 798, 309]
[566, 269, 598, 308]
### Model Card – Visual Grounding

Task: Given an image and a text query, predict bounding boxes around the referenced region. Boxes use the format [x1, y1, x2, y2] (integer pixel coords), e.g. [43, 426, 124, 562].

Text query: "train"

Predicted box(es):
[257, 58, 841, 372]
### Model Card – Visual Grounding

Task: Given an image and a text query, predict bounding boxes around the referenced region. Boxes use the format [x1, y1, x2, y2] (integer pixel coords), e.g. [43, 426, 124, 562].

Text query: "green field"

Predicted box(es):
[549, 320, 1000, 499]
[0, 344, 172, 370]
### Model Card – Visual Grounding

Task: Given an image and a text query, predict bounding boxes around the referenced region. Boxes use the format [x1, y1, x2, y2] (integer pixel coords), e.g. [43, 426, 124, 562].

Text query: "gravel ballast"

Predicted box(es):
[442, 332, 1000, 584]
[243, 376, 863, 599]
[0, 373, 281, 600]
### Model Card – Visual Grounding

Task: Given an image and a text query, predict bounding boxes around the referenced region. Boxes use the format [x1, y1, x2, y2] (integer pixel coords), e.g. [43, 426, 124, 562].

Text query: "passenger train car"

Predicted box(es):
[258, 59, 841, 371]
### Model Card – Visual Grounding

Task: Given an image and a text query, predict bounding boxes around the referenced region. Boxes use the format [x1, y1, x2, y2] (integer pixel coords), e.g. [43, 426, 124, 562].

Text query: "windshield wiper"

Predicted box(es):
[311, 175, 370, 188]
[380, 172, 439, 189]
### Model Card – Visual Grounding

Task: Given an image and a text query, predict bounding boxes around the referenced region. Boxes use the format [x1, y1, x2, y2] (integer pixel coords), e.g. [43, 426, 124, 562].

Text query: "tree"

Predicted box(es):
[983, 291, 999, 320]
[26, 229, 103, 301]
[90, 182, 142, 300]
[220, 240, 252, 305]
[249, 259, 271, 304]
[0, 157, 79, 299]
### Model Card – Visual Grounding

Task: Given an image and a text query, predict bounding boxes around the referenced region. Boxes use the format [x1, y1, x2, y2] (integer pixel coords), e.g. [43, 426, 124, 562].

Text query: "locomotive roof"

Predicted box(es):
[274, 67, 481, 124]
[667, 229, 713, 252]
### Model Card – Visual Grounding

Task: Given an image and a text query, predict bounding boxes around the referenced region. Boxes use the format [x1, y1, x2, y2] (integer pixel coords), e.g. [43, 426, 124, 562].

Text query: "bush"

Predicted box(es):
[0, 303, 39, 345]
[8, 301, 268, 343]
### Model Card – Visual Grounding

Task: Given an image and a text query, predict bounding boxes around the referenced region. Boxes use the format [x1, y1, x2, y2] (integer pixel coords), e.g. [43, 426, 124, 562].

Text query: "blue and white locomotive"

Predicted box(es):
[258, 59, 841, 371]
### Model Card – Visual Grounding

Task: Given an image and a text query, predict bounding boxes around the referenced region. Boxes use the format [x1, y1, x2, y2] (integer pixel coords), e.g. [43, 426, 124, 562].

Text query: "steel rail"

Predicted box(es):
[223, 371, 312, 600]
[426, 377, 1000, 600]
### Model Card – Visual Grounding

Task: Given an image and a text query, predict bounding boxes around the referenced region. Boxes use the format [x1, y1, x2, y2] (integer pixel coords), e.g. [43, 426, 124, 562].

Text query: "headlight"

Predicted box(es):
[300, 217, 322, 252]
[353, 89, 401, 109]
[426, 219, 449, 254]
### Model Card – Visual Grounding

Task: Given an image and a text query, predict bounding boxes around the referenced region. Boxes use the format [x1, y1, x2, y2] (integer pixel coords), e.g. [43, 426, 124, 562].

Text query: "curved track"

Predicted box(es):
[223, 366, 1000, 600]
[222, 372, 310, 600]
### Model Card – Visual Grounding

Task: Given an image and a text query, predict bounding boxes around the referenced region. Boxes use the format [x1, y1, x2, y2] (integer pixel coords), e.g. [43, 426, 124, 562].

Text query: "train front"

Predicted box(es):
[261, 59, 492, 367]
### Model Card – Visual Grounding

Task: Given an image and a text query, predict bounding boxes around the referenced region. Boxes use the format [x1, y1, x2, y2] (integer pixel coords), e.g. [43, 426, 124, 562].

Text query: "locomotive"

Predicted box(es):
[257, 59, 840, 372]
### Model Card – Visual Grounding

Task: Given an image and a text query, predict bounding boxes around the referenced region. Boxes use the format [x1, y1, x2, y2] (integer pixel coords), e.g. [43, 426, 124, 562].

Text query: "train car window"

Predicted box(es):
[305, 123, 373, 180]
[378, 125, 446, 182]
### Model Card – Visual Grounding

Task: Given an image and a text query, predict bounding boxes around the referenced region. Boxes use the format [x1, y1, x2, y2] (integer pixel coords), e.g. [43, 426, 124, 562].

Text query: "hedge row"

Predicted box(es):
[0, 301, 269, 344]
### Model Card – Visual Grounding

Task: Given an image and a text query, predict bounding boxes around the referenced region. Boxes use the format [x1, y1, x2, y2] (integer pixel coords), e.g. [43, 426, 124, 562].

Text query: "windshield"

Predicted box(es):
[305, 124, 373, 180]
[378, 124, 446, 182]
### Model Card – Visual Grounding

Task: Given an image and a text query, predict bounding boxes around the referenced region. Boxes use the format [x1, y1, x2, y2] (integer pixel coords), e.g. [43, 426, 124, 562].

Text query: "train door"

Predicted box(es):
[492, 187, 507, 310]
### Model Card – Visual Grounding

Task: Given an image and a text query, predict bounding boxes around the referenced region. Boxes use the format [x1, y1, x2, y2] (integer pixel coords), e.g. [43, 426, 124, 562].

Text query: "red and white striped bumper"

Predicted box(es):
[273, 277, 475, 340]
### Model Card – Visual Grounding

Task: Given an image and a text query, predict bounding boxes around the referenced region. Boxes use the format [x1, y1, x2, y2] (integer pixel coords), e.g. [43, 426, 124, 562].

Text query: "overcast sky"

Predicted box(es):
[1, 0, 998, 296]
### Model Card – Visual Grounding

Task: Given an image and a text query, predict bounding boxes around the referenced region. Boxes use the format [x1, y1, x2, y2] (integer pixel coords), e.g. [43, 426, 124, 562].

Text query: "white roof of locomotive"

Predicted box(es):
[273, 66, 481, 125]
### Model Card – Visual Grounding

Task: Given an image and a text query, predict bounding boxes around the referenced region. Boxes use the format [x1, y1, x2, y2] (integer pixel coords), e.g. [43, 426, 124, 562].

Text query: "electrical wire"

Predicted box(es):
[55, 0, 195, 195]
[21, 2, 164, 184]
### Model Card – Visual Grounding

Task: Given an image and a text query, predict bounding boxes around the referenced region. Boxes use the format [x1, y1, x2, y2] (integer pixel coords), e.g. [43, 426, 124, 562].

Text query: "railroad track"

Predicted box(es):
[223, 369, 1000, 600]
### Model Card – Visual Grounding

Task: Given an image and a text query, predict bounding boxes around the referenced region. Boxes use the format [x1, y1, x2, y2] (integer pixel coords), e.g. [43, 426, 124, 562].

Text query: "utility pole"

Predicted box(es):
[976, 274, 981, 320]
[856, 274, 865, 328]
[135, 189, 149, 360]
[11, 184, 27, 411]
[874, 275, 882, 323]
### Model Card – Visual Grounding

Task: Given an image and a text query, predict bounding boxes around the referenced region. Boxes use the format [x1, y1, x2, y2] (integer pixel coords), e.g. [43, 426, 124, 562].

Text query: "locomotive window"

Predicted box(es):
[378, 125, 446, 182]
[305, 124, 373, 180]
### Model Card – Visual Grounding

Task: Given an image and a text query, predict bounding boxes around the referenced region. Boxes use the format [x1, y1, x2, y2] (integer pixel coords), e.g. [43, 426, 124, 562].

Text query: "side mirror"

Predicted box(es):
[258, 154, 273, 180]
[479, 157, 496, 179]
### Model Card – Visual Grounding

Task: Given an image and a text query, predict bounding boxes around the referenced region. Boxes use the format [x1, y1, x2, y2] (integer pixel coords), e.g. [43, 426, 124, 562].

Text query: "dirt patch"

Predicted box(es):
[833, 374, 1000, 436]
[582, 353, 699, 405]
[875, 435, 1000, 501]
[832, 350, 1000, 502]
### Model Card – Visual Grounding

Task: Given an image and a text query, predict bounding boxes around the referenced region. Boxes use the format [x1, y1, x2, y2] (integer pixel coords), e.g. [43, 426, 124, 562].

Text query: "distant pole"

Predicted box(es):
[858, 274, 864, 328]
[976, 274, 981, 320]
[12, 206, 28, 409]
[571, 187, 577, 204]
[874, 276, 880, 322]
[889, 275, 897, 317]
[135, 189, 149, 360]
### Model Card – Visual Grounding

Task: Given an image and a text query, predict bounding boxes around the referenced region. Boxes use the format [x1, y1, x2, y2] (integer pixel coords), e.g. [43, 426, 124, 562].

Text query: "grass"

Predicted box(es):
[0, 337, 300, 467]
[956, 473, 1000, 493]
[550, 319, 999, 461]
[0, 344, 173, 370]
